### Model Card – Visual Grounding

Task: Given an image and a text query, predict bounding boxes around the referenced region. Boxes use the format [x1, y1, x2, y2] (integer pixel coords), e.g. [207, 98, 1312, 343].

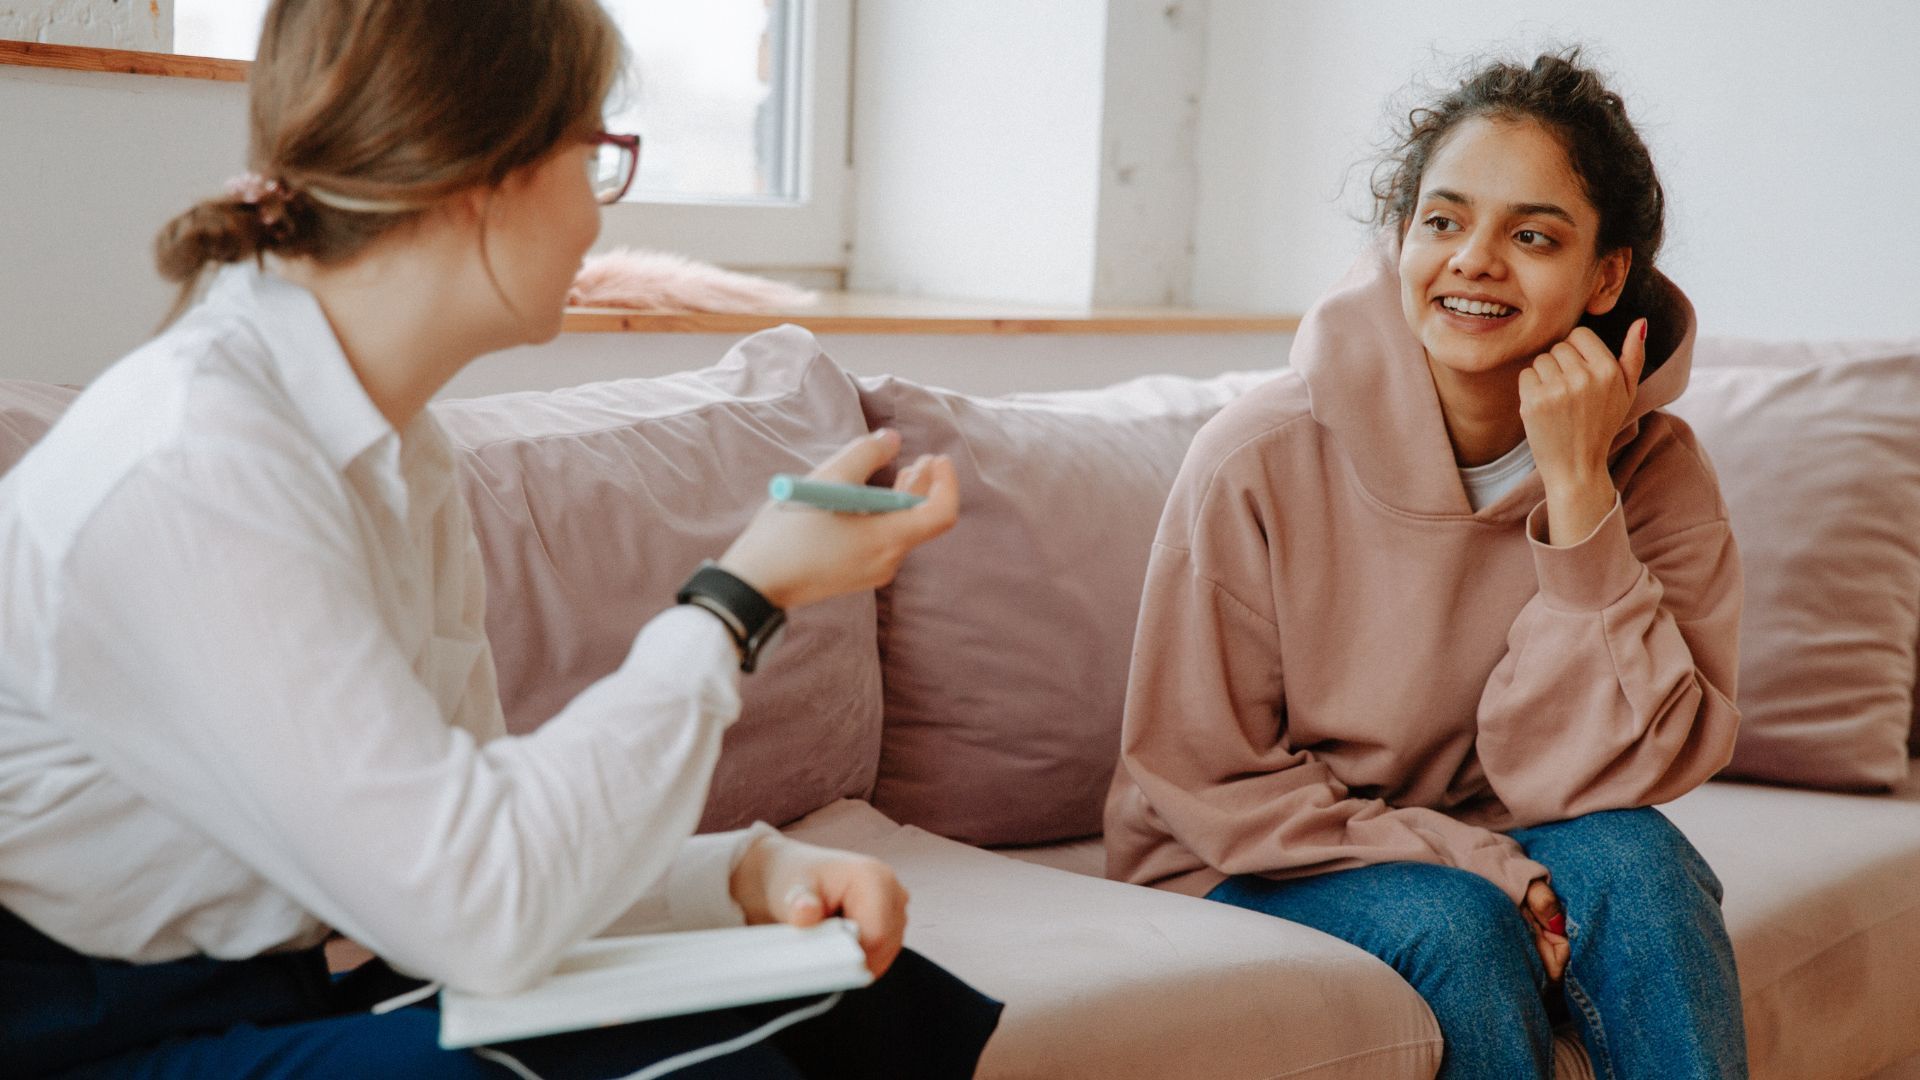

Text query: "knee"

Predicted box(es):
[1384, 869, 1537, 986]
[1551, 808, 1725, 912]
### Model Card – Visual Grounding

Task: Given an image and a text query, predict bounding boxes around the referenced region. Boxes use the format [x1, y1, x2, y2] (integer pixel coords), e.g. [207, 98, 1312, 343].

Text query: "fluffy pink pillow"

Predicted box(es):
[435, 326, 886, 830]
[858, 370, 1277, 845]
[1670, 344, 1920, 789]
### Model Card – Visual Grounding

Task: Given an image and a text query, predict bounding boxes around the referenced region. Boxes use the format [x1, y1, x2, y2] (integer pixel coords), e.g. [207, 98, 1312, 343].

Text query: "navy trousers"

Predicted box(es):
[1, 907, 1002, 1079]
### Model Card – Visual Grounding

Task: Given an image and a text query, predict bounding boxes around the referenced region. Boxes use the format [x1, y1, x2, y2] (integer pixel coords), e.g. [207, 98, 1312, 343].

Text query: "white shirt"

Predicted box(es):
[0, 264, 757, 994]
[1459, 439, 1536, 511]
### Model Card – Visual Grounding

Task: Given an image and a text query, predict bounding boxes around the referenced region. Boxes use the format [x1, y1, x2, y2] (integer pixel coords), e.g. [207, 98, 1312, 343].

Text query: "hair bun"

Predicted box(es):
[153, 197, 279, 285]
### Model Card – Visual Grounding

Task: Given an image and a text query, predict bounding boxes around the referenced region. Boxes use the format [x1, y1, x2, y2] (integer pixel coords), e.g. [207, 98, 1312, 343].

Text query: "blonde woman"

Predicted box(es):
[0, 1, 1000, 1076]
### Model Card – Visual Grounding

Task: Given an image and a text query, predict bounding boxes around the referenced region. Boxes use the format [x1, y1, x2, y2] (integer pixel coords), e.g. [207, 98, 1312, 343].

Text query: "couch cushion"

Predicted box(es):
[1669, 347, 1920, 789]
[1663, 776, 1920, 1078]
[856, 371, 1276, 846]
[0, 381, 80, 478]
[434, 326, 886, 831]
[1001, 776, 1920, 1079]
[784, 798, 1445, 1080]
[992, 846, 1599, 1078]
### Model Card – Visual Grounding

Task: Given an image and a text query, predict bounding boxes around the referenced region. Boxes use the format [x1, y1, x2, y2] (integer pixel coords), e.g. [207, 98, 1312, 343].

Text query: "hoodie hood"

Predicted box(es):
[1291, 241, 1697, 517]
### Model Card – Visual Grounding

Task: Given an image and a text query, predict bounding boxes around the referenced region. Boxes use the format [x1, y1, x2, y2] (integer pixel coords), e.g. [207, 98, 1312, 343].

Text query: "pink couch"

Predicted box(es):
[5, 326, 1919, 1078]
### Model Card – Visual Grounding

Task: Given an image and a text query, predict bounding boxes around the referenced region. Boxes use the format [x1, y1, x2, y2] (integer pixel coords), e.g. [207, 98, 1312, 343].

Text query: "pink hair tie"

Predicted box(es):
[223, 172, 295, 236]
[224, 172, 283, 205]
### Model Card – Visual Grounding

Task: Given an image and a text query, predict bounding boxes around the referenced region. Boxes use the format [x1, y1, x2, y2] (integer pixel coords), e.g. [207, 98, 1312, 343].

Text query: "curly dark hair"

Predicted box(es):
[1372, 50, 1668, 351]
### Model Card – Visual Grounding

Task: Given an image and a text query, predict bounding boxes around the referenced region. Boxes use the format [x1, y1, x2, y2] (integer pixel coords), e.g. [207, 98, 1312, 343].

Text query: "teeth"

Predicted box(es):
[1441, 297, 1515, 317]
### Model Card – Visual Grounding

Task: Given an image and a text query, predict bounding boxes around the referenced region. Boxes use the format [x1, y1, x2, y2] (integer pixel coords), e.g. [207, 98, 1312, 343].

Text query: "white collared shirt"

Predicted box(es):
[0, 264, 756, 994]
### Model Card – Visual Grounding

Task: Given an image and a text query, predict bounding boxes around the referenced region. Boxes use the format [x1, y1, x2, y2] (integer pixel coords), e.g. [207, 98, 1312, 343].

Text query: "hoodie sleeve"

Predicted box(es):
[1474, 437, 1743, 825]
[1112, 452, 1551, 905]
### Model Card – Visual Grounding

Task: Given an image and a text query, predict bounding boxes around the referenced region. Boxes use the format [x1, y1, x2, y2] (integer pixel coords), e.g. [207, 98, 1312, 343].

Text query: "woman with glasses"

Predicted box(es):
[0, 1, 1000, 1077]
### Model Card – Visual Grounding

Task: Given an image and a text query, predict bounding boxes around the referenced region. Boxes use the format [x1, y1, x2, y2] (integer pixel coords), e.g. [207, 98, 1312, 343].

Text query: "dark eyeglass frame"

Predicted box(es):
[591, 132, 643, 205]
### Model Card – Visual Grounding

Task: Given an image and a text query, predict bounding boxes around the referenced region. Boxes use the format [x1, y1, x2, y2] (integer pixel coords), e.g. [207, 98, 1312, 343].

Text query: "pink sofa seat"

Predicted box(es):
[997, 773, 1920, 1079]
[784, 799, 1445, 1080]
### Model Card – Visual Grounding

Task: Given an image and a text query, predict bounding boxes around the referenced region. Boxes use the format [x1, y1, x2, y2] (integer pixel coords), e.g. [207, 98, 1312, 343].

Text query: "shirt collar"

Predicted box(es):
[207, 262, 397, 475]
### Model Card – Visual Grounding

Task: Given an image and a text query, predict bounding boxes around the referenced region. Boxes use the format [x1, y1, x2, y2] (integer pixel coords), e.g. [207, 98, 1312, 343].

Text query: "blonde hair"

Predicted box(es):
[154, 0, 625, 324]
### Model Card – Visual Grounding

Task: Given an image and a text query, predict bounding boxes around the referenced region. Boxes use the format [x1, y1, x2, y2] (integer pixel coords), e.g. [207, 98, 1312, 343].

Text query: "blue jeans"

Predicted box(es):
[1207, 807, 1747, 1080]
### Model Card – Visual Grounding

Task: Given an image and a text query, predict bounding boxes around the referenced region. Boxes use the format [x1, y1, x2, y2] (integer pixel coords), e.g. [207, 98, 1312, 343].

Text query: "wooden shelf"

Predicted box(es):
[563, 292, 1300, 336]
[0, 40, 247, 82]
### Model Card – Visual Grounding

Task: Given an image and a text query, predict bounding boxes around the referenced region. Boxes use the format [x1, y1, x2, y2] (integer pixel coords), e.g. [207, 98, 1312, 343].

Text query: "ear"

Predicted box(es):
[1585, 247, 1632, 316]
[455, 186, 492, 226]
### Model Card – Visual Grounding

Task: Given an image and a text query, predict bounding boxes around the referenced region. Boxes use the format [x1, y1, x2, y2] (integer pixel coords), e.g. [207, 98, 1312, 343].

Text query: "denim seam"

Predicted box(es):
[1564, 970, 1616, 1080]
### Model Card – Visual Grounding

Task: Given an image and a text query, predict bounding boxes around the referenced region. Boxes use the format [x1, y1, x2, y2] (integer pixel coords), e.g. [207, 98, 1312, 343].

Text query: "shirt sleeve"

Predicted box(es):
[1115, 491, 1551, 905]
[599, 823, 779, 936]
[1473, 489, 1743, 824]
[42, 444, 746, 994]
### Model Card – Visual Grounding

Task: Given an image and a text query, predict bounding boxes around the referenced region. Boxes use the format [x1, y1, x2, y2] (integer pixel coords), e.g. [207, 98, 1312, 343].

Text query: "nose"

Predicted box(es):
[1449, 226, 1506, 281]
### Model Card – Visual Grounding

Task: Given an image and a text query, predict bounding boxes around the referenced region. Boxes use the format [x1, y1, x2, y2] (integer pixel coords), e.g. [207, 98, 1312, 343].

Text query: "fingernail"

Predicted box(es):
[785, 886, 820, 911]
[1639, 320, 1649, 341]
[1547, 913, 1567, 936]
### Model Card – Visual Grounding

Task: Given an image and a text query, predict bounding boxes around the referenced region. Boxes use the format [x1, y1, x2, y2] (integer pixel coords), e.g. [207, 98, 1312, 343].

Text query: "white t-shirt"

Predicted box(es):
[1459, 439, 1537, 512]
[0, 264, 757, 994]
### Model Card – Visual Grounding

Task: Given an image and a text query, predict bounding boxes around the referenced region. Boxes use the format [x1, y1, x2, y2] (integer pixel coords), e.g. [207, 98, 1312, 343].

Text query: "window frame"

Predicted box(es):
[595, 0, 852, 275]
[0, 0, 852, 275]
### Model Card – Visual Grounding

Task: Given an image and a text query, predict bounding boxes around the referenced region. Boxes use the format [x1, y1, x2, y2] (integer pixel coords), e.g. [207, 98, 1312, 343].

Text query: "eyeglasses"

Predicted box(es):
[590, 132, 642, 205]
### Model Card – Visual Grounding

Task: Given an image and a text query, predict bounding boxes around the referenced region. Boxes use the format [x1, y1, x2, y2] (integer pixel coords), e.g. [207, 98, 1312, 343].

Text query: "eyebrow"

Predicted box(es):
[1425, 188, 1579, 227]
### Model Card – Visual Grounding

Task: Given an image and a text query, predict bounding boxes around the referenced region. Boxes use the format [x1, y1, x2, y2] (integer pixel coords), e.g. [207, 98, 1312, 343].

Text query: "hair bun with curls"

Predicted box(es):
[154, 173, 306, 285]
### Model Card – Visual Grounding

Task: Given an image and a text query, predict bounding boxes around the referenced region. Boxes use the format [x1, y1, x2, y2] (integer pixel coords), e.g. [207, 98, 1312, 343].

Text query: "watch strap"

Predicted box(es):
[676, 561, 786, 673]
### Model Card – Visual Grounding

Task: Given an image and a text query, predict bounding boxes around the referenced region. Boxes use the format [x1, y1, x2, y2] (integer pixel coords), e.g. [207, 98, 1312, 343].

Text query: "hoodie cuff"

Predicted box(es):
[1525, 495, 1643, 612]
[1458, 842, 1553, 906]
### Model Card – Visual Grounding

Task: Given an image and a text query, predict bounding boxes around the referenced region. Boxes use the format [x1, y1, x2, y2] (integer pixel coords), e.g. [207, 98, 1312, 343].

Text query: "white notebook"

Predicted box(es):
[438, 918, 874, 1049]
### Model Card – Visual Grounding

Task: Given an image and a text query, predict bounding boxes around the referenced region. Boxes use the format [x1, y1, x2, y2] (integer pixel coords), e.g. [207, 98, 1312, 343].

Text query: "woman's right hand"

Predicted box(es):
[716, 429, 959, 610]
[1522, 878, 1571, 986]
[731, 833, 910, 978]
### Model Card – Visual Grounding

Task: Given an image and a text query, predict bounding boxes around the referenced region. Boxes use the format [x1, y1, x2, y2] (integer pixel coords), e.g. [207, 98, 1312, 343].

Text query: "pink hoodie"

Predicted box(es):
[1104, 245, 1742, 903]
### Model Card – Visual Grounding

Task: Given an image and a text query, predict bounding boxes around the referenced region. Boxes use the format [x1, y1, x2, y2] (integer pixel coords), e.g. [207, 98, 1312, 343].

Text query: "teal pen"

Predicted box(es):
[768, 474, 926, 513]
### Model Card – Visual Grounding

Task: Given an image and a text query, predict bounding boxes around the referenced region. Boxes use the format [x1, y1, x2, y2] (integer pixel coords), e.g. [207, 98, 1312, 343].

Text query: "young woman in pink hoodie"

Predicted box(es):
[1107, 52, 1747, 1078]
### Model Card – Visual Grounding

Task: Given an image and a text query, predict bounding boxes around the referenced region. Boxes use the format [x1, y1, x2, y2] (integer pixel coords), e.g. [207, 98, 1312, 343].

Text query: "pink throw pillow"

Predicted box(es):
[858, 370, 1277, 845]
[435, 326, 886, 830]
[1670, 345, 1920, 789]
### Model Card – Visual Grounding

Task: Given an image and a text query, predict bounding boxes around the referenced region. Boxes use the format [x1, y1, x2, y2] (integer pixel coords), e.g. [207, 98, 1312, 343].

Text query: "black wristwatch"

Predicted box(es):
[675, 561, 787, 673]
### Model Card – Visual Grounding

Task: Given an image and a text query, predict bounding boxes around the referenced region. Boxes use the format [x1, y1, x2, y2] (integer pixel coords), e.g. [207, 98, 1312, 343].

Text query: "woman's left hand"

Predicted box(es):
[1518, 318, 1648, 545]
[730, 834, 909, 978]
[1522, 879, 1572, 987]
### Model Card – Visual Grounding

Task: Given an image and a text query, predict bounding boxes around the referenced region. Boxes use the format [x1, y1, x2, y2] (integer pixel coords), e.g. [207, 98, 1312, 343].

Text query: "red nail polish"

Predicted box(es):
[1639, 321, 1648, 342]
[1547, 913, 1567, 936]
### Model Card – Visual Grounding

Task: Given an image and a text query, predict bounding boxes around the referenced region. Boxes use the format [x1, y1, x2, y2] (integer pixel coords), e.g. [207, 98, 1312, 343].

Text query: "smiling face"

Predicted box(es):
[1398, 115, 1629, 380]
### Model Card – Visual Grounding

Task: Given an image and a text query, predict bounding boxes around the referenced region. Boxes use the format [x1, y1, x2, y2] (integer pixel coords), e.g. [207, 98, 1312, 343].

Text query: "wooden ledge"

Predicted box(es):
[563, 293, 1300, 336]
[0, 41, 248, 82]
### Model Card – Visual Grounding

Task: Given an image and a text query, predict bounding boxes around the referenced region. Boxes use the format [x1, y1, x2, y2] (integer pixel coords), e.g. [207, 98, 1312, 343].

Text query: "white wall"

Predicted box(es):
[847, 0, 1108, 307]
[1091, 0, 1207, 307]
[0, 0, 170, 50]
[0, 64, 247, 384]
[847, 0, 1214, 309]
[1191, 0, 1920, 340]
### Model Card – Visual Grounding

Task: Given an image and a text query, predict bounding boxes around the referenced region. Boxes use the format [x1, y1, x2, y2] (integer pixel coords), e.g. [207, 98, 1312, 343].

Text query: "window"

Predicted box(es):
[172, 0, 269, 61]
[603, 0, 801, 204]
[171, 0, 849, 270]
